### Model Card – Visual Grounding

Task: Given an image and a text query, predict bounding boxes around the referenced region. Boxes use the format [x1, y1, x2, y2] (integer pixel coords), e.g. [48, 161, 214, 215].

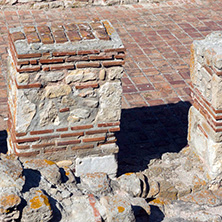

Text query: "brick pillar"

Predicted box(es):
[7, 21, 125, 178]
[188, 32, 222, 179]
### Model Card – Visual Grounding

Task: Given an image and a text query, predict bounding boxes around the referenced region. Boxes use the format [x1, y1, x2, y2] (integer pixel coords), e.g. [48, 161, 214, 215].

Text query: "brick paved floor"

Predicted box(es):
[0, 0, 222, 174]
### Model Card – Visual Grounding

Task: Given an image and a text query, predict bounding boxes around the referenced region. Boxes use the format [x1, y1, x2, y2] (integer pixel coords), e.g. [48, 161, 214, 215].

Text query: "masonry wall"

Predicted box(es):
[7, 20, 125, 177]
[188, 32, 222, 179]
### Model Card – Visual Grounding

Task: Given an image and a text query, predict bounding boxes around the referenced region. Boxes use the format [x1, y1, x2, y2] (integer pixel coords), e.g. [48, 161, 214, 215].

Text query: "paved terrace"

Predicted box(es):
[0, 0, 221, 174]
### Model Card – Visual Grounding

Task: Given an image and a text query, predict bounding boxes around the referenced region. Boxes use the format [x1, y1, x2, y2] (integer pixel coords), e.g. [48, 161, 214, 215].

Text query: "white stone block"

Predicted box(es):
[75, 155, 118, 178]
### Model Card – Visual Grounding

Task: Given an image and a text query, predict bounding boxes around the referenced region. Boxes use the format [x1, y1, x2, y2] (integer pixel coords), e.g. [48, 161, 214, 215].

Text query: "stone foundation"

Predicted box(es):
[188, 32, 222, 179]
[7, 20, 125, 177]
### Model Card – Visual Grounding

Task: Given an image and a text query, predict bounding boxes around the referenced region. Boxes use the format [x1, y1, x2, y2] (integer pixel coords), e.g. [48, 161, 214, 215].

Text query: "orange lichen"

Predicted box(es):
[117, 206, 125, 213]
[30, 191, 51, 210]
[124, 172, 134, 176]
[30, 196, 43, 209]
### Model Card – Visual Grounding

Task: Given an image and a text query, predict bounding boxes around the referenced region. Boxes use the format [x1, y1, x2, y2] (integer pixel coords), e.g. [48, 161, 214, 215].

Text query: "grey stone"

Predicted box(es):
[16, 91, 36, 133]
[96, 81, 122, 122]
[118, 173, 142, 197]
[80, 172, 111, 196]
[107, 67, 124, 80]
[45, 84, 71, 99]
[100, 191, 136, 222]
[39, 100, 57, 127]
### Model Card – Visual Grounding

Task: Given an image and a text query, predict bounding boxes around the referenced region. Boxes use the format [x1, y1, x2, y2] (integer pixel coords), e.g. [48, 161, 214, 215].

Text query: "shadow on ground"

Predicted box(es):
[116, 101, 191, 176]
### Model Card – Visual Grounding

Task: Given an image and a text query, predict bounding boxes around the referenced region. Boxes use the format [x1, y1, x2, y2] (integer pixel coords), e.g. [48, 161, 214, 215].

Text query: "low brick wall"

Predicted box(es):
[7, 20, 125, 177]
[188, 32, 222, 179]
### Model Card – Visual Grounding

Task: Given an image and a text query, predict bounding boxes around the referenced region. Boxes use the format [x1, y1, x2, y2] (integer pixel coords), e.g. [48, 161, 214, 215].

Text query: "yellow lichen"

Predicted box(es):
[44, 159, 55, 166]
[103, 21, 115, 36]
[30, 196, 43, 209]
[0, 194, 20, 208]
[117, 206, 125, 213]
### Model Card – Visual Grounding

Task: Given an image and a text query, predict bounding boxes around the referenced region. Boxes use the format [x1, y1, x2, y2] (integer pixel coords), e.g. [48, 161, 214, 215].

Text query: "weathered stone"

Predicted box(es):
[99, 69, 106, 80]
[68, 108, 90, 123]
[82, 98, 98, 108]
[23, 159, 62, 185]
[22, 189, 53, 222]
[118, 173, 142, 197]
[0, 157, 24, 191]
[80, 172, 111, 196]
[61, 95, 76, 107]
[66, 70, 82, 84]
[17, 73, 29, 83]
[147, 180, 160, 198]
[68, 195, 102, 222]
[45, 84, 71, 99]
[96, 82, 122, 122]
[56, 160, 73, 168]
[16, 91, 36, 133]
[130, 197, 151, 216]
[39, 100, 57, 127]
[100, 191, 136, 222]
[75, 155, 118, 178]
[107, 67, 124, 80]
[44, 71, 65, 82]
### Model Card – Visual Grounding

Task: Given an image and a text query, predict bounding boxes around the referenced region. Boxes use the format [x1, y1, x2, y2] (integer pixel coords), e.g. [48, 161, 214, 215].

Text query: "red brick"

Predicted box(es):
[15, 144, 30, 150]
[66, 31, 82, 42]
[43, 67, 50, 72]
[109, 127, 120, 132]
[40, 58, 64, 64]
[53, 30, 68, 43]
[16, 151, 40, 157]
[24, 26, 36, 33]
[83, 137, 106, 143]
[94, 29, 110, 40]
[30, 129, 54, 135]
[50, 64, 74, 71]
[71, 125, 93, 130]
[104, 48, 126, 53]
[15, 132, 27, 137]
[56, 127, 69, 132]
[115, 54, 126, 59]
[26, 32, 41, 43]
[88, 194, 102, 222]
[40, 34, 54, 44]
[98, 122, 120, 127]
[102, 60, 125, 67]
[89, 55, 113, 60]
[66, 56, 89, 62]
[61, 132, 84, 138]
[17, 60, 29, 66]
[15, 80, 41, 89]
[59, 108, 70, 113]
[76, 62, 100, 68]
[30, 60, 38, 65]
[75, 83, 99, 89]
[64, 23, 78, 31]
[77, 50, 100, 55]
[37, 25, 51, 34]
[52, 51, 76, 56]
[57, 140, 81, 146]
[17, 53, 42, 59]
[11, 32, 25, 42]
[85, 129, 107, 135]
[41, 135, 59, 140]
[16, 137, 40, 143]
[44, 147, 66, 154]
[71, 144, 94, 150]
[16, 66, 41, 73]
[32, 142, 55, 148]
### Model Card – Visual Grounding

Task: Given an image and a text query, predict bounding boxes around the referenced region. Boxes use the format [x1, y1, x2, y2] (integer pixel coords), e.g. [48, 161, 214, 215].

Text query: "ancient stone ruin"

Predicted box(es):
[2, 15, 222, 221]
[7, 20, 125, 178]
[189, 32, 222, 179]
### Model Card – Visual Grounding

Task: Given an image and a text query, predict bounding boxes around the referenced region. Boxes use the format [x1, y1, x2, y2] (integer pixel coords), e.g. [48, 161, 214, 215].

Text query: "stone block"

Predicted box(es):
[75, 155, 118, 178]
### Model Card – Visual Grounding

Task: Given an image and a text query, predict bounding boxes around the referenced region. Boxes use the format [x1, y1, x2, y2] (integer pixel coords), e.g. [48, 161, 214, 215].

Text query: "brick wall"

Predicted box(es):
[188, 32, 222, 179]
[7, 20, 125, 177]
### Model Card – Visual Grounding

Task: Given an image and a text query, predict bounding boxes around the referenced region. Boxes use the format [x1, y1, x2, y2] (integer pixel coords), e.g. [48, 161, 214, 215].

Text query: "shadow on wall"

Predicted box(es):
[116, 101, 191, 176]
[0, 130, 7, 154]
